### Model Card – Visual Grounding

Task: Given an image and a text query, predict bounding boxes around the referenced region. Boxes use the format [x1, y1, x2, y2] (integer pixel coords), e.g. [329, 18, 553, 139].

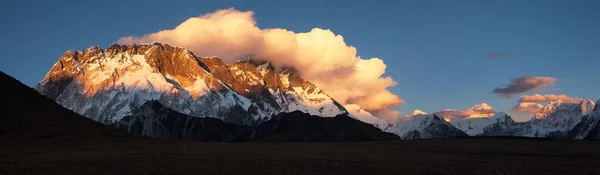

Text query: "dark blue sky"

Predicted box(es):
[1, 0, 599, 120]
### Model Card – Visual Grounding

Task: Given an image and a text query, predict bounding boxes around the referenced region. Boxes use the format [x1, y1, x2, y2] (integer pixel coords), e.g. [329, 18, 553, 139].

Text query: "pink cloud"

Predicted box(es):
[492, 76, 557, 98]
[511, 102, 545, 113]
[434, 103, 496, 120]
[518, 94, 586, 103]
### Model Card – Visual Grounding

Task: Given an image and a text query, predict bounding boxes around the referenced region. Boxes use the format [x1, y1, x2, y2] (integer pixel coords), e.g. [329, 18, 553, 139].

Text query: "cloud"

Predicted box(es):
[492, 76, 557, 98]
[369, 109, 402, 121]
[397, 109, 430, 122]
[118, 8, 404, 119]
[518, 94, 586, 103]
[511, 94, 587, 113]
[434, 103, 496, 121]
[486, 52, 512, 59]
[407, 109, 428, 117]
[467, 103, 496, 117]
[511, 102, 544, 113]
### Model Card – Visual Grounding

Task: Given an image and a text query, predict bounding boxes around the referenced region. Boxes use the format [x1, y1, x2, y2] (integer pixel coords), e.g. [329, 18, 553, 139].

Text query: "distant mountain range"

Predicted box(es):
[26, 43, 600, 141]
[447, 100, 600, 139]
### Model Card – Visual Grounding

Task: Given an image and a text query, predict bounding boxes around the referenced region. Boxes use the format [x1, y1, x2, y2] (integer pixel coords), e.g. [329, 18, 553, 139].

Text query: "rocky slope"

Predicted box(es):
[255, 111, 400, 141]
[0, 71, 131, 144]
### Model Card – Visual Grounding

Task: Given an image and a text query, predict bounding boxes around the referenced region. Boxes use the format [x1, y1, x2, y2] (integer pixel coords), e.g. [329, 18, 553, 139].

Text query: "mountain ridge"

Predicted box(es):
[0, 71, 132, 145]
[387, 113, 468, 140]
[449, 100, 600, 140]
[35, 43, 348, 127]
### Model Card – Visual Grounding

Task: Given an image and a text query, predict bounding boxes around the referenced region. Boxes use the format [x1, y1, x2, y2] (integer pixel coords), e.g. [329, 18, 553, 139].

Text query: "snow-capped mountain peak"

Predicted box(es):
[387, 113, 467, 139]
[533, 99, 594, 120]
[449, 112, 513, 136]
[534, 99, 595, 120]
[580, 100, 596, 116]
[388, 113, 435, 137]
[534, 100, 565, 119]
[528, 99, 596, 137]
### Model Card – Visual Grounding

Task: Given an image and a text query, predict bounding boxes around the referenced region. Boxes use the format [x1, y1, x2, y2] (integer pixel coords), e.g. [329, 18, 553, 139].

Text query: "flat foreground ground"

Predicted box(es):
[1, 138, 599, 174]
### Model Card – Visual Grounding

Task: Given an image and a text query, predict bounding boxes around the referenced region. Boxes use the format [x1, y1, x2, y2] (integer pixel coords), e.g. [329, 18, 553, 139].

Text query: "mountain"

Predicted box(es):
[448, 100, 600, 139]
[0, 71, 131, 145]
[450, 112, 515, 136]
[115, 100, 256, 141]
[32, 43, 403, 141]
[116, 100, 400, 141]
[35, 43, 347, 127]
[450, 112, 532, 137]
[528, 100, 595, 138]
[582, 101, 600, 140]
[2, 70, 398, 142]
[386, 112, 468, 140]
[254, 111, 400, 141]
[560, 100, 600, 140]
[200, 56, 348, 119]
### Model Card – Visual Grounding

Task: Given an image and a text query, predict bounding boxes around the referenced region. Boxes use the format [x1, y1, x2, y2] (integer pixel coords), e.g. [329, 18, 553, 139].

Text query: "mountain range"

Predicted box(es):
[35, 43, 347, 126]
[31, 43, 397, 141]
[447, 99, 600, 139]
[29, 43, 600, 141]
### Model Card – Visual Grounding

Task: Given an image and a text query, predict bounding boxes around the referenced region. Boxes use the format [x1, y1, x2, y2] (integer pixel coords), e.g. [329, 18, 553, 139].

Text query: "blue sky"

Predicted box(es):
[1, 0, 599, 121]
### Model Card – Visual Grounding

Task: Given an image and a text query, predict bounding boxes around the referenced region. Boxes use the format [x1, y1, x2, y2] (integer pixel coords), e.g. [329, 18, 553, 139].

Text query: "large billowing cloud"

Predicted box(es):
[518, 94, 586, 103]
[118, 8, 403, 119]
[433, 103, 496, 121]
[492, 76, 557, 98]
[511, 102, 545, 113]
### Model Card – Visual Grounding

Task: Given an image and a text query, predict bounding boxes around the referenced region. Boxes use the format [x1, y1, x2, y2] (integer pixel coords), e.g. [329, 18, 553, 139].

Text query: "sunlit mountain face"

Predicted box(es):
[36, 43, 349, 126]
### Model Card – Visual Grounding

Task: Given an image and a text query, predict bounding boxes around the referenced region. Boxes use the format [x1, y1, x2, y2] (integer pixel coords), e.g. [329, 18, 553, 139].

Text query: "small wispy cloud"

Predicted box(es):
[485, 52, 512, 59]
[518, 94, 586, 103]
